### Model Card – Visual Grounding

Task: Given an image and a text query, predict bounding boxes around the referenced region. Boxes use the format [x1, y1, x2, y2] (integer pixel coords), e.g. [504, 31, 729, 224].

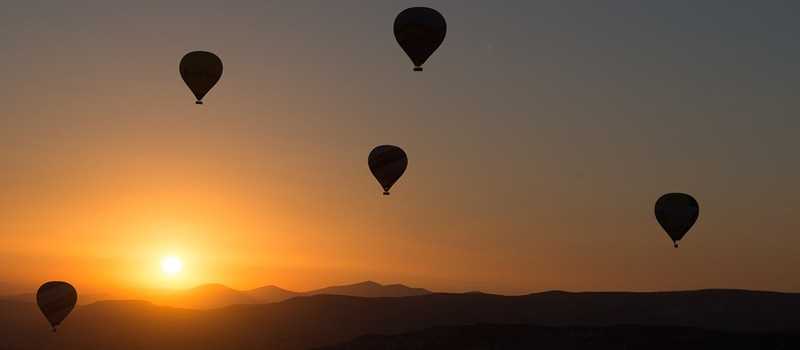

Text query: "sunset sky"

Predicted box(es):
[1, 1, 799, 296]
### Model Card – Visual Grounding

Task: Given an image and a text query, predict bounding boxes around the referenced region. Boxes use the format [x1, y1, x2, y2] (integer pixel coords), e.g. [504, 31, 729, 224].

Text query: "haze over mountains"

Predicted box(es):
[1, 288, 799, 349]
[0, 281, 431, 309]
[149, 280, 431, 309]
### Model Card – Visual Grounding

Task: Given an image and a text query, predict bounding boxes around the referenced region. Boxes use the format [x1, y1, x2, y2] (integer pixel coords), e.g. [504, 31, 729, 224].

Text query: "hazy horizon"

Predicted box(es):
[2, 0, 799, 298]
[5, 280, 800, 304]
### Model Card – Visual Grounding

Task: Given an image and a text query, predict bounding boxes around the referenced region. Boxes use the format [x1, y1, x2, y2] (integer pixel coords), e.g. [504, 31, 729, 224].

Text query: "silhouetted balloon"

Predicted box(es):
[179, 51, 223, 104]
[369, 145, 408, 195]
[394, 7, 447, 71]
[36, 281, 77, 332]
[655, 193, 699, 248]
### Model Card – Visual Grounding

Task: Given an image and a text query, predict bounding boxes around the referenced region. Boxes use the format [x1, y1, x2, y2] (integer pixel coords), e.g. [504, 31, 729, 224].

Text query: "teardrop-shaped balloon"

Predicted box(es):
[368, 145, 408, 195]
[36, 281, 77, 332]
[179, 51, 223, 104]
[654, 193, 699, 248]
[394, 7, 447, 71]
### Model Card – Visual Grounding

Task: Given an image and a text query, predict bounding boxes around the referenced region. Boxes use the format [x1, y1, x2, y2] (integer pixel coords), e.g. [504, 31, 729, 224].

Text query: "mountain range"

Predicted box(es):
[148, 280, 431, 309]
[0, 281, 431, 309]
[1, 289, 799, 349]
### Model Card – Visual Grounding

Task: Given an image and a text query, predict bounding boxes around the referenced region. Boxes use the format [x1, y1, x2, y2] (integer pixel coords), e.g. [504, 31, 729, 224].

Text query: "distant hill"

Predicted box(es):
[1, 289, 799, 349]
[0, 282, 17, 295]
[0, 280, 431, 309]
[302, 280, 431, 299]
[244, 285, 298, 303]
[145, 281, 431, 309]
[317, 324, 800, 350]
[0, 292, 112, 306]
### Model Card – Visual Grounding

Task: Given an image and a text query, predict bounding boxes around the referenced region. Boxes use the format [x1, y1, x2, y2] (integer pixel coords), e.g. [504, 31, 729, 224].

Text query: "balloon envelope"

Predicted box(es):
[394, 7, 447, 71]
[654, 193, 699, 247]
[369, 145, 408, 195]
[36, 281, 77, 332]
[179, 51, 223, 104]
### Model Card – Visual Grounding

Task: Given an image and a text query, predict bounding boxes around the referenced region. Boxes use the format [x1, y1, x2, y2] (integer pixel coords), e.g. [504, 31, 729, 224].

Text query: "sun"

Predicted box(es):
[161, 256, 183, 276]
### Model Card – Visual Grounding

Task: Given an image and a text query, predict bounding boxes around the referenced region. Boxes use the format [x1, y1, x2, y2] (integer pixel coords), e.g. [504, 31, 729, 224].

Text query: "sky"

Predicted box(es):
[1, 0, 799, 296]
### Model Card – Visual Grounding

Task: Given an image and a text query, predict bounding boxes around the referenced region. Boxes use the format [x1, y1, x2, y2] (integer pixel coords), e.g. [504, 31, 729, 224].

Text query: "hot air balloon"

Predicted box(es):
[36, 281, 77, 332]
[394, 7, 447, 71]
[179, 51, 223, 104]
[369, 145, 407, 195]
[654, 193, 699, 248]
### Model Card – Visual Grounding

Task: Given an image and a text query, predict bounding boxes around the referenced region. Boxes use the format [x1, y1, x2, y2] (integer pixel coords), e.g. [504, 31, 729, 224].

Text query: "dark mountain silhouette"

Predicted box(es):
[1, 293, 40, 303]
[0, 282, 15, 295]
[317, 323, 800, 350]
[0, 292, 111, 306]
[302, 280, 430, 299]
[1, 289, 799, 349]
[142, 281, 431, 308]
[244, 284, 298, 303]
[243, 281, 430, 305]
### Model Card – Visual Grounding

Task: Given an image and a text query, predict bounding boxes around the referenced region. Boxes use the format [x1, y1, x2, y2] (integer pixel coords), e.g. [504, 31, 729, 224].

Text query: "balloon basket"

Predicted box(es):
[196, 101, 204, 105]
[383, 191, 390, 196]
[413, 67, 423, 72]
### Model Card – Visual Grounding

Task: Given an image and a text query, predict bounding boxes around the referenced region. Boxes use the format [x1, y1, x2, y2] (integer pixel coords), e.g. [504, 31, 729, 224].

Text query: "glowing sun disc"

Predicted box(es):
[161, 256, 183, 276]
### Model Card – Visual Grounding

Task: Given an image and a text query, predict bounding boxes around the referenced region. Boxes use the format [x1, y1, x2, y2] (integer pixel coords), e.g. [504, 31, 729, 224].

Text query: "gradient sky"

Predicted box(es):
[1, 1, 799, 295]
